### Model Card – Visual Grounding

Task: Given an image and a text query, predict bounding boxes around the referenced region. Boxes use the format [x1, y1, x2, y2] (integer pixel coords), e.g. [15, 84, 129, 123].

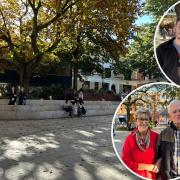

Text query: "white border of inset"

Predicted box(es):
[154, 1, 180, 87]
[111, 82, 180, 180]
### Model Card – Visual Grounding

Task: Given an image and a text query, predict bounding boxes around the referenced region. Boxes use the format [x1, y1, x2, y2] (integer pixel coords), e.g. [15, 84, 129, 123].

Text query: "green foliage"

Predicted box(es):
[145, 0, 178, 19]
[112, 58, 135, 80]
[122, 83, 180, 123]
[0, 0, 142, 91]
[29, 84, 64, 99]
[123, 24, 165, 79]
[112, 23, 165, 80]
[0, 86, 8, 99]
[149, 117, 153, 128]
[83, 88, 120, 101]
[98, 88, 109, 95]
[165, 85, 180, 100]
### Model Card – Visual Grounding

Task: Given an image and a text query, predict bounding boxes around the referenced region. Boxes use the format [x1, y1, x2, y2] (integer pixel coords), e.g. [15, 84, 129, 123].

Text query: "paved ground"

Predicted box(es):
[0, 115, 139, 180]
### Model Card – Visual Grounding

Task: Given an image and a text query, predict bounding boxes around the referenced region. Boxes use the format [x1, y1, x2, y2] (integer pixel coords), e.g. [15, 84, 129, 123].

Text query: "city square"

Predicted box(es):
[0, 1, 180, 180]
[0, 115, 138, 180]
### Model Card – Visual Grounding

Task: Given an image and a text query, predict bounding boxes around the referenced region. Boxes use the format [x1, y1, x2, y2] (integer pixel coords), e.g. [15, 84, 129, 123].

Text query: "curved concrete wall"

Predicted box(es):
[0, 100, 120, 120]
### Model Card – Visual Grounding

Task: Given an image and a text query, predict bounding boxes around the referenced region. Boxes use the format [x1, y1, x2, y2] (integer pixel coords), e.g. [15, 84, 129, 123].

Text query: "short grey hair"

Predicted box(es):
[136, 108, 151, 119]
[168, 100, 180, 113]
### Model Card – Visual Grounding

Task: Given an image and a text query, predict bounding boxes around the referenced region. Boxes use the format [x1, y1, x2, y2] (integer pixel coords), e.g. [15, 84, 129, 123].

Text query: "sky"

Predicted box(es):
[135, 14, 152, 25]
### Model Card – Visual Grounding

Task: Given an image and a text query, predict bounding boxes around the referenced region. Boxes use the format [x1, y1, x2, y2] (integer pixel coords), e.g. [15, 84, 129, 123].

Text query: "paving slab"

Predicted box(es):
[0, 115, 139, 180]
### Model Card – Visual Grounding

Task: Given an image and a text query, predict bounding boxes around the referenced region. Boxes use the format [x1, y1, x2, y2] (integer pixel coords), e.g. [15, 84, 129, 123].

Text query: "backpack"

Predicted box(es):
[81, 106, 86, 115]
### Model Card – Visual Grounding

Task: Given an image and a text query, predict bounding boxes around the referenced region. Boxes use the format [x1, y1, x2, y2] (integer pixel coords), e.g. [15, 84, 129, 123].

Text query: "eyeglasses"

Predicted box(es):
[172, 110, 180, 114]
[137, 118, 149, 123]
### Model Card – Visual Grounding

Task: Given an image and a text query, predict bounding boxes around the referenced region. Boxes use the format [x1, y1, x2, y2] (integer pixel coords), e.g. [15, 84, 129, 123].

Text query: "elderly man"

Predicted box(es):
[157, 100, 180, 179]
[156, 17, 180, 85]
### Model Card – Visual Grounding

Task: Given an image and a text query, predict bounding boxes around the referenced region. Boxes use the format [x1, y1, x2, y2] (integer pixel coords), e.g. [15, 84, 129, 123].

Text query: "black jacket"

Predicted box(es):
[156, 37, 180, 84]
[18, 91, 26, 105]
[157, 123, 177, 180]
[8, 91, 17, 105]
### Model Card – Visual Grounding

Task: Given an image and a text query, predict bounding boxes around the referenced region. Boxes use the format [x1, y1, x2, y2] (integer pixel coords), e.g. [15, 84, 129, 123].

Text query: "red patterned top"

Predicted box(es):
[121, 129, 159, 180]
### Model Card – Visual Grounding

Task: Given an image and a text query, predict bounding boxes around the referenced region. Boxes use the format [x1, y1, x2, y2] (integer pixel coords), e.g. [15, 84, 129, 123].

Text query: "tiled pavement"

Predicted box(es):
[0, 115, 139, 180]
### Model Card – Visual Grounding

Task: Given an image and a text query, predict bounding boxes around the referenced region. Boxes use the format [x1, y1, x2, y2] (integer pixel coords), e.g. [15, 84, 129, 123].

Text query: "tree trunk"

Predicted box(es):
[72, 39, 81, 90]
[125, 70, 132, 80]
[19, 69, 31, 93]
[73, 67, 78, 90]
[126, 105, 131, 124]
[126, 96, 132, 125]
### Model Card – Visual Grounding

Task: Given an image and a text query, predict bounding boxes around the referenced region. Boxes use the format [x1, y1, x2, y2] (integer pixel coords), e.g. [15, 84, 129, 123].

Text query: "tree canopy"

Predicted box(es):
[113, 23, 164, 80]
[145, 0, 178, 19]
[123, 83, 178, 123]
[0, 0, 141, 91]
[126, 24, 164, 79]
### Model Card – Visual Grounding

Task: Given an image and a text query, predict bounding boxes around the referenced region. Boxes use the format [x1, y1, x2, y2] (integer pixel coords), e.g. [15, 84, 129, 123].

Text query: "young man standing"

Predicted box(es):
[156, 18, 180, 85]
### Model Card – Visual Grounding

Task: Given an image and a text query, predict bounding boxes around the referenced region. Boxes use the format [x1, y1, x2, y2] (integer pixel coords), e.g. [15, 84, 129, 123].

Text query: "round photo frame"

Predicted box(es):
[154, 1, 180, 86]
[111, 82, 180, 180]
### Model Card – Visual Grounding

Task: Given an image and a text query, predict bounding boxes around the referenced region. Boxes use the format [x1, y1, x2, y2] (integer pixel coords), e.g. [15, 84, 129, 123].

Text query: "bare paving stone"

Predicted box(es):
[0, 116, 139, 180]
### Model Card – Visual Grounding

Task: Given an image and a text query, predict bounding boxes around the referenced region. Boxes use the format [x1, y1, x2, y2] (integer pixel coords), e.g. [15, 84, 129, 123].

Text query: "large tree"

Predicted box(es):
[113, 23, 164, 80]
[126, 24, 164, 79]
[0, 0, 141, 92]
[123, 84, 170, 123]
[112, 58, 136, 80]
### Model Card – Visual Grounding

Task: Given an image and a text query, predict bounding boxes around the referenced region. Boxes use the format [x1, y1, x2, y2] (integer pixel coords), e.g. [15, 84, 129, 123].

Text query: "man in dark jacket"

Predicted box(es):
[156, 17, 180, 85]
[157, 100, 180, 179]
[18, 87, 26, 105]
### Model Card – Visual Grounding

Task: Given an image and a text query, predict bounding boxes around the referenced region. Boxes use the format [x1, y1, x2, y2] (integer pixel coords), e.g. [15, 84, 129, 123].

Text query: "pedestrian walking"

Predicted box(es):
[8, 86, 17, 105]
[18, 87, 26, 105]
[78, 90, 84, 105]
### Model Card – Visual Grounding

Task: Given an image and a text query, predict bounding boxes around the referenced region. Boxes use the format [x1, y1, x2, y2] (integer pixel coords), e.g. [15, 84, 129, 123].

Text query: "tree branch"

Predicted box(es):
[37, 0, 42, 10]
[0, 30, 13, 49]
[0, 59, 16, 70]
[19, 1, 29, 36]
[29, 0, 42, 54]
[27, 0, 34, 9]
[123, 97, 150, 107]
[0, 6, 14, 50]
[37, 1, 75, 32]
[31, 12, 39, 53]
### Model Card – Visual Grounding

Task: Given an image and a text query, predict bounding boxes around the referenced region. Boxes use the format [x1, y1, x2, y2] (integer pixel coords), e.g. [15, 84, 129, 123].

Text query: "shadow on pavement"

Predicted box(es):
[0, 116, 139, 180]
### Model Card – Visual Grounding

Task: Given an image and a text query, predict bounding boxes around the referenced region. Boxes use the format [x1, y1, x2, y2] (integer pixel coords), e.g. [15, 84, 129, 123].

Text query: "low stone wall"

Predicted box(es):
[0, 99, 120, 120]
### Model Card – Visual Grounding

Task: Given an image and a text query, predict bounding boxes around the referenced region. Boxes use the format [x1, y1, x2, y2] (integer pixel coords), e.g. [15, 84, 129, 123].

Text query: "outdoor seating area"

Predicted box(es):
[0, 99, 119, 120]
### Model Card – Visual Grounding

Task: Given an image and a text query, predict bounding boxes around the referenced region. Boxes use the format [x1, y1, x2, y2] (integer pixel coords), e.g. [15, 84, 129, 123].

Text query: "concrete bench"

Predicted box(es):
[0, 100, 120, 120]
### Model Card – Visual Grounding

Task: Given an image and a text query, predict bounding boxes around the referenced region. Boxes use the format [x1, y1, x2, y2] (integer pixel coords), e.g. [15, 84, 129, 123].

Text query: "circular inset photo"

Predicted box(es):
[112, 82, 180, 180]
[154, 2, 180, 85]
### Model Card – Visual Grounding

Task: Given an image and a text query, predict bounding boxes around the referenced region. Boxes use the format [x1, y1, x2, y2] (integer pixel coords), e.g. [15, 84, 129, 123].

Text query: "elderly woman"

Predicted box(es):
[121, 109, 159, 180]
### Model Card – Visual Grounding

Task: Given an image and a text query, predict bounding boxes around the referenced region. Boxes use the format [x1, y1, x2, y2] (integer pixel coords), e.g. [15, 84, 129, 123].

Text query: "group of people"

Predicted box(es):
[64, 90, 86, 116]
[121, 100, 180, 180]
[8, 86, 26, 105]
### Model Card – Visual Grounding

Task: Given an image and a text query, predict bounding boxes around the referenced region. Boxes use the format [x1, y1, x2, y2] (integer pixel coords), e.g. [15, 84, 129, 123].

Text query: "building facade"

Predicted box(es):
[76, 68, 157, 94]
